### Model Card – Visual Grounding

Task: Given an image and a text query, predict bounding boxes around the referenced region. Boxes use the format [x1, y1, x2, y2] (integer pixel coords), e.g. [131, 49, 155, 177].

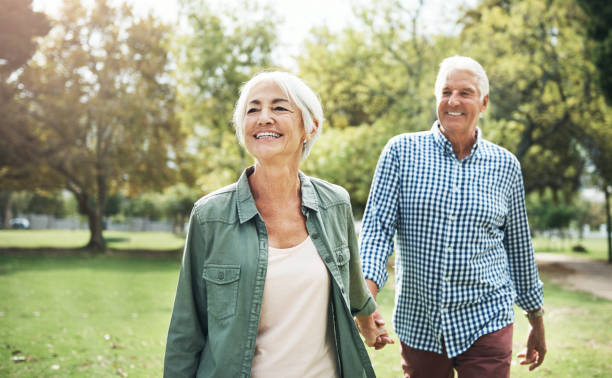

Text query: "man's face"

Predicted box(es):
[437, 69, 488, 136]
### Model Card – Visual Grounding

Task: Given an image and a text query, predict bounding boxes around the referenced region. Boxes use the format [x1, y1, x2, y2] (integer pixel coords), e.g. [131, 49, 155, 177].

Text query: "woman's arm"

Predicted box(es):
[164, 208, 208, 377]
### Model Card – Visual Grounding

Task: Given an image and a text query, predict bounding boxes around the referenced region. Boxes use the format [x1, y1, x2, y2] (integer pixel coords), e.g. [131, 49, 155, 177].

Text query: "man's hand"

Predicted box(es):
[371, 309, 394, 350]
[517, 314, 546, 370]
[354, 311, 394, 349]
[356, 279, 395, 349]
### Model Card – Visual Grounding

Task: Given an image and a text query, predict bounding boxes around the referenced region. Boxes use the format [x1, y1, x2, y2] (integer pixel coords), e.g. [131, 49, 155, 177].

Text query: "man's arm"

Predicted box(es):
[517, 310, 546, 370]
[358, 138, 402, 349]
[503, 160, 546, 370]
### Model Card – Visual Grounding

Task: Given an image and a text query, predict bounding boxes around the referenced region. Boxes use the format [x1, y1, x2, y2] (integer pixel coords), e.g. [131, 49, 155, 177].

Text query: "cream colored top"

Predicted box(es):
[250, 236, 339, 378]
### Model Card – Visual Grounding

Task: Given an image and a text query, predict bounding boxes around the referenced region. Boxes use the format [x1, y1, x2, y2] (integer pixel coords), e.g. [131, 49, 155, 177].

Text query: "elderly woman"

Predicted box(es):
[164, 71, 390, 378]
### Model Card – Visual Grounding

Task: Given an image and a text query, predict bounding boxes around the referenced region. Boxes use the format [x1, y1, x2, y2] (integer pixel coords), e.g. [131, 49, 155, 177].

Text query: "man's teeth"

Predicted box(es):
[448, 112, 463, 116]
[255, 132, 281, 139]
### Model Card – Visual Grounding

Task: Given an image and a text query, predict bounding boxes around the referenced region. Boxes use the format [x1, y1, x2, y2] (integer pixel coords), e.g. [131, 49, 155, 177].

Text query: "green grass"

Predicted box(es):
[0, 255, 180, 377]
[367, 271, 612, 377]
[1, 254, 610, 377]
[0, 230, 185, 251]
[532, 236, 609, 261]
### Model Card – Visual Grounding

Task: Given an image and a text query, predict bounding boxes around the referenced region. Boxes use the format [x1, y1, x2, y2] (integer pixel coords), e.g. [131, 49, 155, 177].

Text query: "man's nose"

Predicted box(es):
[448, 92, 460, 106]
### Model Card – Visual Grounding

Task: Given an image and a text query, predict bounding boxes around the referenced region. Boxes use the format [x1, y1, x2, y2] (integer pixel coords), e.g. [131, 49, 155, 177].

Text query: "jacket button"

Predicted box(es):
[218, 272, 224, 280]
[312, 234, 319, 239]
[338, 255, 343, 262]
[325, 257, 332, 263]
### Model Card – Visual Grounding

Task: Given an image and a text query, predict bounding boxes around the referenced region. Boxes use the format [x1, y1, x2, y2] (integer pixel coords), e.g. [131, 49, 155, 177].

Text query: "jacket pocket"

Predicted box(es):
[333, 246, 350, 268]
[202, 264, 241, 320]
[333, 246, 351, 290]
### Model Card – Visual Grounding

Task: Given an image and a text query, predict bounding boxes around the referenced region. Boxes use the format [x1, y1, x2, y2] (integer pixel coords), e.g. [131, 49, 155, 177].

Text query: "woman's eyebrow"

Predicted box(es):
[248, 98, 290, 105]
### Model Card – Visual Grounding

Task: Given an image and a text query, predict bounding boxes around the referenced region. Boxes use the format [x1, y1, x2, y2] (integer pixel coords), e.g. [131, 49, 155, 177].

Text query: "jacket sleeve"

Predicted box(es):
[346, 200, 377, 317]
[164, 207, 208, 377]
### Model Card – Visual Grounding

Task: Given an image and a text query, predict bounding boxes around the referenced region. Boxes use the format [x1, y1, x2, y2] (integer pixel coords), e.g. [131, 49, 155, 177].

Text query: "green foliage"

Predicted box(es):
[302, 123, 396, 215]
[123, 194, 164, 221]
[175, 0, 279, 192]
[0, 0, 52, 193]
[576, 0, 612, 104]
[460, 0, 596, 196]
[526, 191, 576, 232]
[9, 0, 184, 249]
[297, 1, 449, 131]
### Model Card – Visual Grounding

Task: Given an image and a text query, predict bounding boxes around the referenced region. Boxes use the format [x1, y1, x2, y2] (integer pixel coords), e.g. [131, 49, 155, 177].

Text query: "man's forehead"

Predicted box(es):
[442, 69, 479, 87]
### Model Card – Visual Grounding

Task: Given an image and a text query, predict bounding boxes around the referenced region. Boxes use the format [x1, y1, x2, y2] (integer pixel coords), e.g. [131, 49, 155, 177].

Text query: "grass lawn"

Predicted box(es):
[532, 236, 609, 261]
[1, 255, 611, 377]
[0, 230, 185, 251]
[0, 255, 180, 377]
[368, 270, 612, 377]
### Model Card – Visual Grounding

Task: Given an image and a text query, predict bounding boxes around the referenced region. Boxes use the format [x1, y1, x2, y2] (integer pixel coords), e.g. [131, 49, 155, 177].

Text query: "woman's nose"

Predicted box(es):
[257, 108, 273, 125]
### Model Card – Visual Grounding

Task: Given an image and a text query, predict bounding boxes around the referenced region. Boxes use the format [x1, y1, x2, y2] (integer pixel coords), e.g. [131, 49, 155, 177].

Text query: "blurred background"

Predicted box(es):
[1, 0, 611, 376]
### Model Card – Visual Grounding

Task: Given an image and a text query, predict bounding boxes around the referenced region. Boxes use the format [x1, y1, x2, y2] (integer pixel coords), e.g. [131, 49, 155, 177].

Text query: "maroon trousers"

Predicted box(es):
[400, 324, 513, 378]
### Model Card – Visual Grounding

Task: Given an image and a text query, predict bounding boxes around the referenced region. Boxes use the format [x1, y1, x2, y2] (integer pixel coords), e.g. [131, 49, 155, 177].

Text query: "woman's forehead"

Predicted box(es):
[247, 80, 289, 102]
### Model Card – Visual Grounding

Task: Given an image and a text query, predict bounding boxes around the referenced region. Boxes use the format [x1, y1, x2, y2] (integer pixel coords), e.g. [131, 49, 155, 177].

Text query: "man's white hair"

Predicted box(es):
[233, 71, 324, 161]
[434, 56, 489, 103]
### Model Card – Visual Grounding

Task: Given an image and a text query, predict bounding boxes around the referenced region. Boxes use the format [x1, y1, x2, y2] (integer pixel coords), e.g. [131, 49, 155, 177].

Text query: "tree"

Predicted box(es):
[459, 0, 594, 197]
[0, 0, 51, 227]
[175, 0, 278, 192]
[13, 0, 183, 250]
[161, 184, 202, 234]
[575, 0, 612, 262]
[297, 0, 446, 131]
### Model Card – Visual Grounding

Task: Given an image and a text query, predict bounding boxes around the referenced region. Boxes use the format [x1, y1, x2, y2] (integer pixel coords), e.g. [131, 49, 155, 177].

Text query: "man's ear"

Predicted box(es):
[480, 94, 489, 112]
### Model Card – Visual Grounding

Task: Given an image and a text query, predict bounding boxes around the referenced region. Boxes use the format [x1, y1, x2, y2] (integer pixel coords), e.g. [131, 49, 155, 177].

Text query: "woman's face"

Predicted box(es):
[243, 81, 307, 165]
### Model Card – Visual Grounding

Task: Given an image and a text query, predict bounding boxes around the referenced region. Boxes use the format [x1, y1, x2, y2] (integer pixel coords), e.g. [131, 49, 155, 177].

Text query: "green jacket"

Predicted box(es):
[164, 168, 377, 378]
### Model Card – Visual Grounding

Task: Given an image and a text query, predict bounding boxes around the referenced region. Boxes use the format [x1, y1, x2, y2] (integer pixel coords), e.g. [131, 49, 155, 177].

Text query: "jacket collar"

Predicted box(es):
[236, 166, 319, 224]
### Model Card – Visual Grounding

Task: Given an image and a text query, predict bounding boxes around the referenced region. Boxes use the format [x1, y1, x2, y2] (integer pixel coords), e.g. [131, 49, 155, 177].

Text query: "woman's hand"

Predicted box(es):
[354, 311, 394, 349]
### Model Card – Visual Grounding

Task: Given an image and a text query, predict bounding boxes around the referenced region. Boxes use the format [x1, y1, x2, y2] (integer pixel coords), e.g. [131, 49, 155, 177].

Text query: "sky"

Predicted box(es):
[32, 0, 477, 68]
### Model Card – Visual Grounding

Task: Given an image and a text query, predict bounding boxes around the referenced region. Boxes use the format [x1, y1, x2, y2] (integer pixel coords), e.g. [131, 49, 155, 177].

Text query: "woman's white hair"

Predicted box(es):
[233, 71, 324, 161]
[434, 56, 489, 103]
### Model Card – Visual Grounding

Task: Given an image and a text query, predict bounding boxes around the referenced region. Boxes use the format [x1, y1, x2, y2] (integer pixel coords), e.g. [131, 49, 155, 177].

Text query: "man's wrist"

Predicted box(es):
[525, 308, 545, 320]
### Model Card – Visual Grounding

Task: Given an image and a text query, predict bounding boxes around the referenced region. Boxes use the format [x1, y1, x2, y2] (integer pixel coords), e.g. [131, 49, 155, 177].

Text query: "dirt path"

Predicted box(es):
[535, 253, 612, 301]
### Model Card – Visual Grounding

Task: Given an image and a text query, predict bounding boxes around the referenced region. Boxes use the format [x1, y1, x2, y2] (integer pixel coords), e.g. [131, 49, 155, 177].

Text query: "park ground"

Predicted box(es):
[0, 230, 611, 377]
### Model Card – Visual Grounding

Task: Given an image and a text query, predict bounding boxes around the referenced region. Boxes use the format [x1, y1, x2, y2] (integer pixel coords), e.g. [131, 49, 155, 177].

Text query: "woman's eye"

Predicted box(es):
[274, 106, 288, 111]
[247, 108, 258, 114]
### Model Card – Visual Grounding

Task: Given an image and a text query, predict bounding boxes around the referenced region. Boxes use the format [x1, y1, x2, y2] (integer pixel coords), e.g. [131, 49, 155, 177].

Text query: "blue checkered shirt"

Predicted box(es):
[359, 121, 543, 358]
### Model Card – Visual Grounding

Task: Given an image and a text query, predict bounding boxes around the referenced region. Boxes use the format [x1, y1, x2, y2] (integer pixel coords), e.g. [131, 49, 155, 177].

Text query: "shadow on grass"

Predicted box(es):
[0, 248, 182, 275]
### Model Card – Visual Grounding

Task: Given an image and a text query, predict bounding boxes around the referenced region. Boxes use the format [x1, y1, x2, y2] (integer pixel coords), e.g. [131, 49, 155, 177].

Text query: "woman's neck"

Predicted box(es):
[248, 162, 301, 203]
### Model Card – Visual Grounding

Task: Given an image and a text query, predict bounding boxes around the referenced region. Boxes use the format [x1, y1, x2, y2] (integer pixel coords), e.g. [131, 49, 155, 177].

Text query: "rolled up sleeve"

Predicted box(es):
[359, 138, 400, 290]
[504, 164, 544, 311]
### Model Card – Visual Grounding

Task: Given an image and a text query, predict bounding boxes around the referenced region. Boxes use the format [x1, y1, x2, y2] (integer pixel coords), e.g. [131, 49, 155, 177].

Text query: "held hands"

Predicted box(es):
[354, 309, 395, 350]
[517, 316, 547, 371]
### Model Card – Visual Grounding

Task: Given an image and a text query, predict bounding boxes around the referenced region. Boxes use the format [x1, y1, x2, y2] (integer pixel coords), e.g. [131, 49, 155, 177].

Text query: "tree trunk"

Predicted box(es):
[1, 191, 13, 229]
[605, 185, 612, 263]
[85, 205, 105, 252]
[69, 187, 106, 252]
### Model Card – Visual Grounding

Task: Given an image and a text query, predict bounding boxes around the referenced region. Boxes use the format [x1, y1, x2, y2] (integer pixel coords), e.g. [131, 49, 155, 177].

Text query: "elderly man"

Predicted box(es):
[360, 56, 546, 377]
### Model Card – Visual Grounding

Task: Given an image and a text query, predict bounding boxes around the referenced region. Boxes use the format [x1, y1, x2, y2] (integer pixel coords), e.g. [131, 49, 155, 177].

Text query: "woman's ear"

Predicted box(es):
[305, 120, 319, 142]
